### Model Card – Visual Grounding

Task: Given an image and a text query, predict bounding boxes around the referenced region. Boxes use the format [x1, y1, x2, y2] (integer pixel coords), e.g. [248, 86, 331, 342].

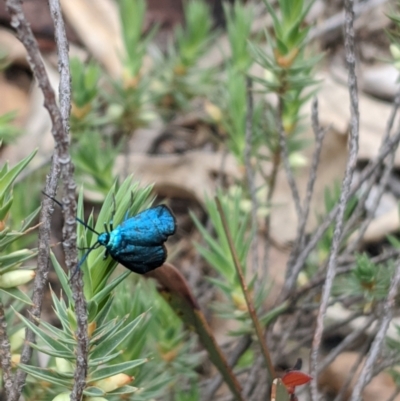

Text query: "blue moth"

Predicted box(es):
[43, 193, 176, 275]
[77, 205, 177, 274]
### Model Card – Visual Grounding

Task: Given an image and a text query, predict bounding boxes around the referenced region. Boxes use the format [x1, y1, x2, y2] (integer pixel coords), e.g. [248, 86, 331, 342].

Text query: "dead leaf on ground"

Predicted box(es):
[320, 70, 399, 164]
[0, 28, 28, 66]
[1, 59, 58, 167]
[0, 73, 29, 126]
[114, 151, 241, 204]
[61, 0, 124, 77]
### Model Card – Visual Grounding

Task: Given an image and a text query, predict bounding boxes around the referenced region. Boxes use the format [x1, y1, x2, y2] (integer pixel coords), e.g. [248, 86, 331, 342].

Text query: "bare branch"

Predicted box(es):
[3, 1, 87, 400]
[244, 77, 259, 276]
[3, 0, 63, 398]
[203, 336, 252, 400]
[0, 302, 12, 399]
[48, 1, 88, 399]
[262, 149, 279, 274]
[344, 91, 400, 253]
[282, 118, 400, 294]
[277, 97, 303, 219]
[318, 314, 375, 374]
[285, 98, 326, 280]
[333, 339, 372, 401]
[310, 0, 360, 398]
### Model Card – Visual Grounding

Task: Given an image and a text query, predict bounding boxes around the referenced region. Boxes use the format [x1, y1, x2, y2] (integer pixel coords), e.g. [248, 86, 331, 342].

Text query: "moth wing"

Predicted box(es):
[119, 205, 176, 246]
[110, 244, 167, 274]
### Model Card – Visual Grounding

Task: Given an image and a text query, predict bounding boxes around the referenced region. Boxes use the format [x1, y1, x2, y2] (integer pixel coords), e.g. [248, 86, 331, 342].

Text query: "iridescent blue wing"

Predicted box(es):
[118, 205, 176, 247]
[109, 243, 167, 274]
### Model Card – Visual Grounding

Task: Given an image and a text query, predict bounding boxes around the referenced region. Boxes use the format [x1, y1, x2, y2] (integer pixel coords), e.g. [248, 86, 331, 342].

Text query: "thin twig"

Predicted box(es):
[344, 92, 400, 254]
[310, 0, 360, 399]
[48, 1, 88, 399]
[203, 335, 252, 400]
[3, 1, 87, 400]
[308, 0, 389, 43]
[262, 148, 280, 275]
[349, 259, 400, 401]
[332, 337, 373, 401]
[282, 115, 400, 295]
[242, 354, 265, 398]
[286, 98, 326, 279]
[277, 97, 303, 220]
[290, 249, 400, 303]
[0, 302, 12, 399]
[3, 1, 63, 398]
[216, 197, 276, 383]
[283, 311, 363, 359]
[244, 77, 259, 277]
[340, 88, 400, 247]
[317, 314, 376, 374]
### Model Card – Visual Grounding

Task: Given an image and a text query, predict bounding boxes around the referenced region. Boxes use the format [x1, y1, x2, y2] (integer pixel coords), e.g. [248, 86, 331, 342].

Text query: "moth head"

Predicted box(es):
[98, 232, 110, 245]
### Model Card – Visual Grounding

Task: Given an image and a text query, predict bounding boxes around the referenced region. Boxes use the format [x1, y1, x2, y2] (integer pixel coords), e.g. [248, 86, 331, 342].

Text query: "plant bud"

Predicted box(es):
[88, 321, 97, 338]
[0, 270, 35, 288]
[52, 392, 71, 401]
[204, 101, 222, 123]
[10, 328, 25, 352]
[92, 373, 133, 392]
[87, 398, 108, 401]
[55, 358, 74, 373]
[11, 354, 20, 367]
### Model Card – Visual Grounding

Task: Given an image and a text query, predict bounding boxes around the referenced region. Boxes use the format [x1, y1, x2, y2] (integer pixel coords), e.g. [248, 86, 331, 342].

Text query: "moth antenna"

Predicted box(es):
[76, 217, 101, 236]
[43, 191, 101, 235]
[69, 242, 100, 282]
[42, 191, 63, 209]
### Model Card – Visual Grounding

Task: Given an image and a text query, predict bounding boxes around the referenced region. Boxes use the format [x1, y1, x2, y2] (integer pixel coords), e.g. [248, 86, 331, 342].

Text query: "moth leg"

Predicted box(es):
[109, 194, 117, 231]
[103, 249, 109, 260]
[124, 191, 134, 221]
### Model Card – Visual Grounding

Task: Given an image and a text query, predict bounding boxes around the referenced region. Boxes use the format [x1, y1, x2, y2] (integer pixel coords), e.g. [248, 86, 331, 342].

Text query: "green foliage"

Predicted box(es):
[17, 178, 154, 397]
[0, 47, 10, 70]
[175, 0, 214, 67]
[214, 2, 263, 164]
[0, 111, 22, 145]
[152, 0, 216, 120]
[119, 0, 153, 79]
[108, 276, 201, 401]
[192, 189, 251, 285]
[224, 1, 255, 73]
[251, 0, 320, 135]
[16, 177, 201, 399]
[0, 151, 38, 304]
[71, 131, 120, 195]
[191, 189, 271, 335]
[70, 57, 100, 110]
[334, 254, 394, 306]
[102, 0, 156, 135]
[3, 1, 327, 399]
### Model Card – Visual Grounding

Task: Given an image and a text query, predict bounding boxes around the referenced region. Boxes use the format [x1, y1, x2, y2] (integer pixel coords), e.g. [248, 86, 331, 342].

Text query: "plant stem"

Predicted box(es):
[216, 197, 276, 384]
